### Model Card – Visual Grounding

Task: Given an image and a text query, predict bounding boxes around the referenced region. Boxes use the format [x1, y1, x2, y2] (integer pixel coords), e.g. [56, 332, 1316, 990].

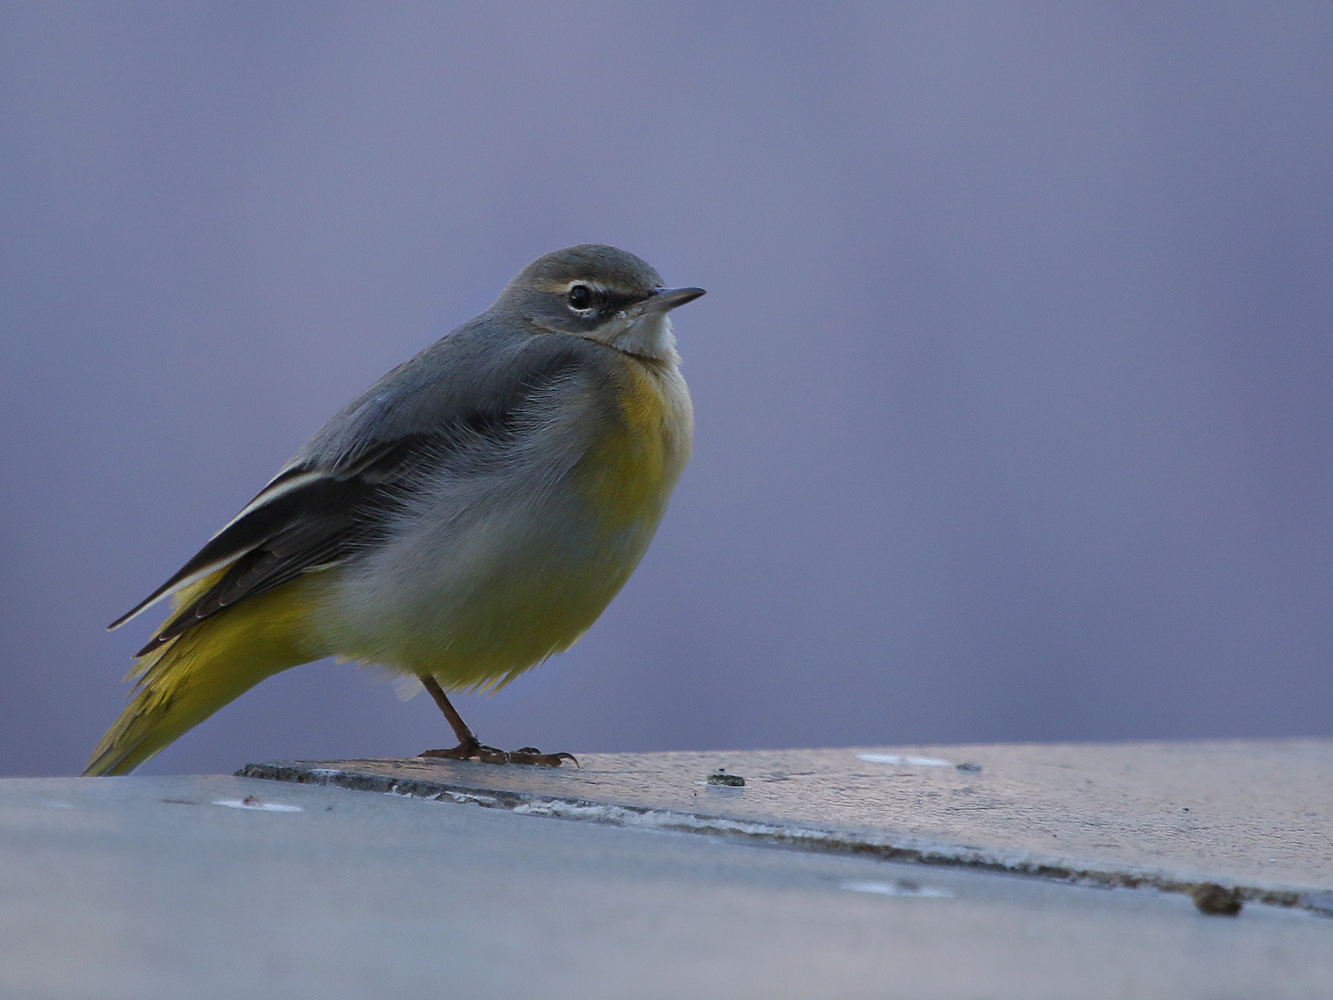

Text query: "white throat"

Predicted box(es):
[606, 311, 676, 360]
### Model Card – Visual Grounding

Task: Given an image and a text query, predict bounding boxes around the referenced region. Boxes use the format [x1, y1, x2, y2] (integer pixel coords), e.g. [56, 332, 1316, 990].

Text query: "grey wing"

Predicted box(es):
[111, 330, 604, 656]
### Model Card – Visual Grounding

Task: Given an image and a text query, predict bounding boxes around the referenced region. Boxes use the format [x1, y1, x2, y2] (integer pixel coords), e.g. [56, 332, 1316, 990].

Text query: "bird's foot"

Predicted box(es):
[418, 739, 578, 767]
[418, 738, 509, 764]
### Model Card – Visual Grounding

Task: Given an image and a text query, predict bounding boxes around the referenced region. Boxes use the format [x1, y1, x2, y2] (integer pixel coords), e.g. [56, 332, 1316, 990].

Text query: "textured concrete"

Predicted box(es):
[1, 772, 1330, 1000]
[244, 740, 1333, 912]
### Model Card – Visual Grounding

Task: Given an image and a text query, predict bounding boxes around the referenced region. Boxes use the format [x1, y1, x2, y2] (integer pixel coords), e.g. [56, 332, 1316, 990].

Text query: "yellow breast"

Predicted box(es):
[581, 354, 693, 531]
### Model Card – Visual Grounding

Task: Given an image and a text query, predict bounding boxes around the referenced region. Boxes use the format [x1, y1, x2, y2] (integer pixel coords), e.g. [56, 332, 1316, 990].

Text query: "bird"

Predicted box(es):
[85, 244, 704, 776]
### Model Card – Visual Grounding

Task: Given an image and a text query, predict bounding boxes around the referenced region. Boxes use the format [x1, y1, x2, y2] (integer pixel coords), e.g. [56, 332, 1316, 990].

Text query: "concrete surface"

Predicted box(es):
[244, 740, 1333, 913]
[1, 771, 1330, 1000]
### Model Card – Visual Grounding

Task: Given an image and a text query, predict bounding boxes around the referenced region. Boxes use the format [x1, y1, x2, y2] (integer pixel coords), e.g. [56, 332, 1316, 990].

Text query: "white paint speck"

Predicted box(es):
[840, 880, 954, 898]
[212, 799, 303, 813]
[857, 753, 954, 767]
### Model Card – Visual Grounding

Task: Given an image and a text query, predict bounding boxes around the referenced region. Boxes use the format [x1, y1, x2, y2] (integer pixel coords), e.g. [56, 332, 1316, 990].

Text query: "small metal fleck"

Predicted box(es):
[955, 761, 983, 773]
[706, 769, 745, 787]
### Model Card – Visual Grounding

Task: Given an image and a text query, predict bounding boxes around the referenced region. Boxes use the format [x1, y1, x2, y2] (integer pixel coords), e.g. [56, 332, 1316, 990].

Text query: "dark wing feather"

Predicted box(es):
[106, 438, 422, 633]
[133, 441, 423, 656]
[105, 465, 320, 631]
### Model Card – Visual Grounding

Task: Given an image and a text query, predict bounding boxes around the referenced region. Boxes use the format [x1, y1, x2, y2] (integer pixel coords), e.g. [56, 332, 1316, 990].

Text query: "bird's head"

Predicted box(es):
[500, 244, 705, 360]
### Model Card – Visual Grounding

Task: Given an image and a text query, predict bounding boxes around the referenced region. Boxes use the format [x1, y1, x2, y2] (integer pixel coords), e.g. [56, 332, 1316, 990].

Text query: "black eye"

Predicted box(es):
[567, 284, 594, 311]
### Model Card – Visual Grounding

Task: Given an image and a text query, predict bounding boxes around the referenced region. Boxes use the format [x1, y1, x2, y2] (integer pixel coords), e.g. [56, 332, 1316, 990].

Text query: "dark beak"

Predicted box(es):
[641, 286, 707, 314]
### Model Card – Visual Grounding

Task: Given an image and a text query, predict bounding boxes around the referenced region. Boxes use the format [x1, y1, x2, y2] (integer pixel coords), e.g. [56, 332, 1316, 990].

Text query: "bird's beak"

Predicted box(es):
[640, 286, 707, 314]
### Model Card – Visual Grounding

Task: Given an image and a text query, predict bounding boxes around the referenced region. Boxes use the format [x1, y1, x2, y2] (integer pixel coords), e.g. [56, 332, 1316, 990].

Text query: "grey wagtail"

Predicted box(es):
[87, 245, 704, 774]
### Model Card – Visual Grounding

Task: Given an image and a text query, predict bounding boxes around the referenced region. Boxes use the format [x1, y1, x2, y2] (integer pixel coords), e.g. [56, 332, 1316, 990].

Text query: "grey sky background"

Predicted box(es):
[3, 3, 1332, 776]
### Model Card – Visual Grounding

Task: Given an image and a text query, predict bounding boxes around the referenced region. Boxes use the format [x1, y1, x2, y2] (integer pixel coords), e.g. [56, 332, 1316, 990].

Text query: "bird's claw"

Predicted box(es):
[509, 746, 580, 768]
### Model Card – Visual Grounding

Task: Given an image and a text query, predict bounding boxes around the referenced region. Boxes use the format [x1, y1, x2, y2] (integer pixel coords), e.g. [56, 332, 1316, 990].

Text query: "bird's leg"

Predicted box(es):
[417, 675, 508, 763]
[415, 675, 576, 767]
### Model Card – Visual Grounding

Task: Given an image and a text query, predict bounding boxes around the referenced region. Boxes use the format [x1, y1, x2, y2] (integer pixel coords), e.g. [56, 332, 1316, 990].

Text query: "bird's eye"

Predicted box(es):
[567, 284, 594, 311]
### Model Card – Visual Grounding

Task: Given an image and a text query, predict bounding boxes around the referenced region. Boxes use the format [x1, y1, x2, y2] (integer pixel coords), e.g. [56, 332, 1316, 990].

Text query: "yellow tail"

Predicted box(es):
[85, 576, 331, 776]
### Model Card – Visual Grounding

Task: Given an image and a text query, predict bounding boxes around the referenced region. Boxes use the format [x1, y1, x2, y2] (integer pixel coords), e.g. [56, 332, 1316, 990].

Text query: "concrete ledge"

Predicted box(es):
[243, 740, 1333, 916]
[6, 759, 1331, 997]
